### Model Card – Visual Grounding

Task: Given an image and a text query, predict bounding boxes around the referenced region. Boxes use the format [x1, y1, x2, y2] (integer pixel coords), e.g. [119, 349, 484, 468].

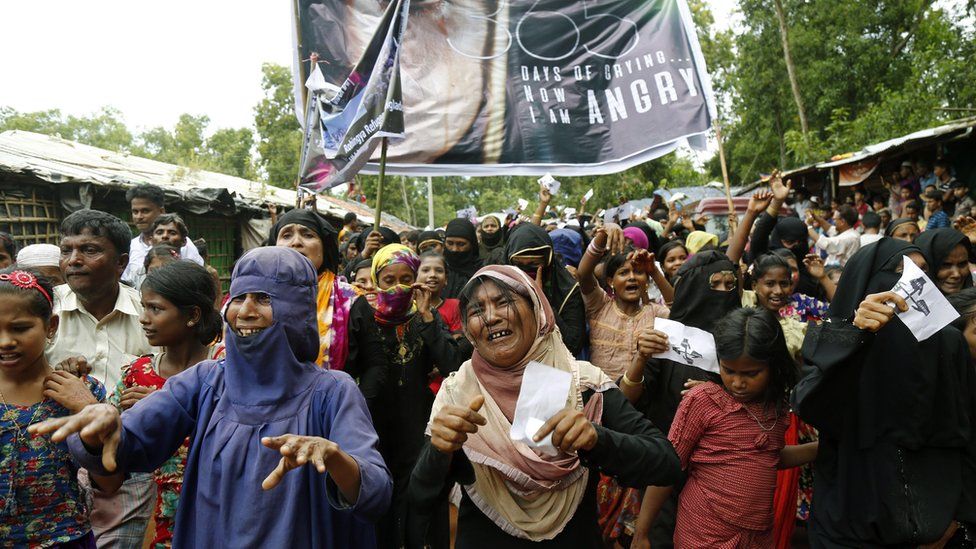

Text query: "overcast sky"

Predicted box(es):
[0, 0, 738, 134]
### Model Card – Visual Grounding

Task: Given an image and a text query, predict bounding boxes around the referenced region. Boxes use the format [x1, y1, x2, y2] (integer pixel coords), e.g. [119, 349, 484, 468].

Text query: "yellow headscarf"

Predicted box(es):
[686, 230, 719, 254]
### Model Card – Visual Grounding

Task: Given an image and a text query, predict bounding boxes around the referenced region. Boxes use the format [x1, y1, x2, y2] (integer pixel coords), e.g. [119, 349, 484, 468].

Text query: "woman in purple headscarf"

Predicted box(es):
[31, 247, 392, 548]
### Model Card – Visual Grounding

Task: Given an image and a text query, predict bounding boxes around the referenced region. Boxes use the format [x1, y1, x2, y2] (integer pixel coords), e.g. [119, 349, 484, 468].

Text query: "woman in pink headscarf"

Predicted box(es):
[407, 265, 680, 548]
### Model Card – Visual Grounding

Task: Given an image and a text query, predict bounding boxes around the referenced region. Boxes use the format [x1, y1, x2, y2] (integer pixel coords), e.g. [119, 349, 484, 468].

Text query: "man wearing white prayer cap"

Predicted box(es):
[16, 243, 65, 285]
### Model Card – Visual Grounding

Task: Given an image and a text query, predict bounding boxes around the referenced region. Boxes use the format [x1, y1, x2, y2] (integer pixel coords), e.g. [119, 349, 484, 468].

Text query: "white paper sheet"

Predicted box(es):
[619, 204, 634, 220]
[538, 173, 561, 195]
[509, 361, 572, 457]
[583, 188, 594, 202]
[517, 198, 529, 210]
[651, 318, 720, 373]
[603, 207, 618, 224]
[890, 255, 958, 342]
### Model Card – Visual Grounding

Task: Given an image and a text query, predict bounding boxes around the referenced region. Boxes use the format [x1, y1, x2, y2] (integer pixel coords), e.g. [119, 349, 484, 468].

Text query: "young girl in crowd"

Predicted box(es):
[576, 227, 671, 546]
[741, 254, 808, 358]
[657, 240, 689, 286]
[350, 258, 377, 308]
[417, 251, 463, 336]
[633, 308, 818, 548]
[109, 261, 223, 548]
[577, 226, 670, 380]
[0, 268, 116, 546]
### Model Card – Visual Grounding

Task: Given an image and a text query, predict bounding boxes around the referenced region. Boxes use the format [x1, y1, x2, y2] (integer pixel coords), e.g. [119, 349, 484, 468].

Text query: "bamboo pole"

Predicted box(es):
[373, 138, 389, 232]
[715, 121, 737, 234]
[427, 176, 435, 229]
[295, 52, 319, 208]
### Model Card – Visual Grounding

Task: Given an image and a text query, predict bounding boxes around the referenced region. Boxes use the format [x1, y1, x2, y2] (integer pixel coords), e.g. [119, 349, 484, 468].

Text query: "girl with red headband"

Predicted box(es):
[0, 268, 120, 547]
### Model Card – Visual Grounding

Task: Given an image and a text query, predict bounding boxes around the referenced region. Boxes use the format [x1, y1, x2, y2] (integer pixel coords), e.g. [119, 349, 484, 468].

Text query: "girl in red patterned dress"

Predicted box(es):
[109, 261, 223, 548]
[632, 308, 818, 548]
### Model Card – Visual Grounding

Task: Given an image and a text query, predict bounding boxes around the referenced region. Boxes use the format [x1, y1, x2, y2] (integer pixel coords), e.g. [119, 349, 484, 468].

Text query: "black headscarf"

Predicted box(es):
[478, 215, 506, 250]
[417, 230, 443, 250]
[504, 222, 587, 356]
[914, 228, 974, 293]
[885, 217, 917, 237]
[669, 250, 741, 333]
[355, 226, 399, 252]
[505, 223, 580, 312]
[267, 209, 340, 274]
[443, 218, 482, 298]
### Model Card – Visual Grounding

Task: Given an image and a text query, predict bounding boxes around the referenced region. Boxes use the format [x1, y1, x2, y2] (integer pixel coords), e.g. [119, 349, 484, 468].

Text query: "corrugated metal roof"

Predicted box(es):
[816, 116, 976, 168]
[0, 130, 413, 231]
[767, 116, 976, 182]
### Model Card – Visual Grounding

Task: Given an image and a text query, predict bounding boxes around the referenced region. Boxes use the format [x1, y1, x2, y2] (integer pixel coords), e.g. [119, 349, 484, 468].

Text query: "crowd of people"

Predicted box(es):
[2, 160, 976, 548]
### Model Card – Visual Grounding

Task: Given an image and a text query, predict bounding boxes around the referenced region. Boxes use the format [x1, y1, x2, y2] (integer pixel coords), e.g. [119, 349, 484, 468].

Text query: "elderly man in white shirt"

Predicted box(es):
[807, 204, 861, 268]
[48, 209, 155, 549]
[121, 184, 203, 286]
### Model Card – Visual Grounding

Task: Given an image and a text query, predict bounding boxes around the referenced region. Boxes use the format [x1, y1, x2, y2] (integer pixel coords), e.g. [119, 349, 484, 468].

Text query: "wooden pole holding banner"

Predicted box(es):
[373, 138, 389, 232]
[714, 121, 738, 235]
[427, 176, 435, 229]
[296, 52, 319, 209]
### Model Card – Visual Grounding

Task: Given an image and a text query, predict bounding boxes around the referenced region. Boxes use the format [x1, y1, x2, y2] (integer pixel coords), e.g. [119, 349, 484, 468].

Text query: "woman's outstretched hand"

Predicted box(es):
[853, 291, 908, 332]
[28, 403, 122, 472]
[430, 396, 486, 454]
[261, 435, 339, 490]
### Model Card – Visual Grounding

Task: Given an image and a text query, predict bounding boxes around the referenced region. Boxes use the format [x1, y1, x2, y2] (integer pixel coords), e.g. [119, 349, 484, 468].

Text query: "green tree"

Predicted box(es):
[205, 128, 257, 180]
[254, 63, 302, 189]
[0, 106, 135, 152]
[722, 0, 976, 182]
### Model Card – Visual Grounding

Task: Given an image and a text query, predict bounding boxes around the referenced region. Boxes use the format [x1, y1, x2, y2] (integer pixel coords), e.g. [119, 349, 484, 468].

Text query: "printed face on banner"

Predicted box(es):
[295, 0, 714, 175]
[890, 256, 958, 341]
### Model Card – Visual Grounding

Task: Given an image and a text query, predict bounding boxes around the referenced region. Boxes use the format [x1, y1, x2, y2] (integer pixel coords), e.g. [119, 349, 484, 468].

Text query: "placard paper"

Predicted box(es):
[890, 256, 958, 341]
[517, 198, 529, 211]
[538, 173, 561, 195]
[651, 318, 720, 373]
[509, 361, 572, 457]
[583, 188, 594, 202]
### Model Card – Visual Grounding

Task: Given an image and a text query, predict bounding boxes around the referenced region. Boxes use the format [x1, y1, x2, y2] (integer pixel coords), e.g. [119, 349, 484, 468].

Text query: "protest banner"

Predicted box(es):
[297, 0, 408, 200]
[293, 0, 715, 177]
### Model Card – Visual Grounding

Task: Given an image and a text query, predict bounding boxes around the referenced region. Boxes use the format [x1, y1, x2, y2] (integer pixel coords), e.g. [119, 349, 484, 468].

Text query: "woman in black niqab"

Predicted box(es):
[443, 218, 483, 299]
[668, 250, 742, 333]
[794, 237, 976, 547]
[504, 222, 587, 357]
